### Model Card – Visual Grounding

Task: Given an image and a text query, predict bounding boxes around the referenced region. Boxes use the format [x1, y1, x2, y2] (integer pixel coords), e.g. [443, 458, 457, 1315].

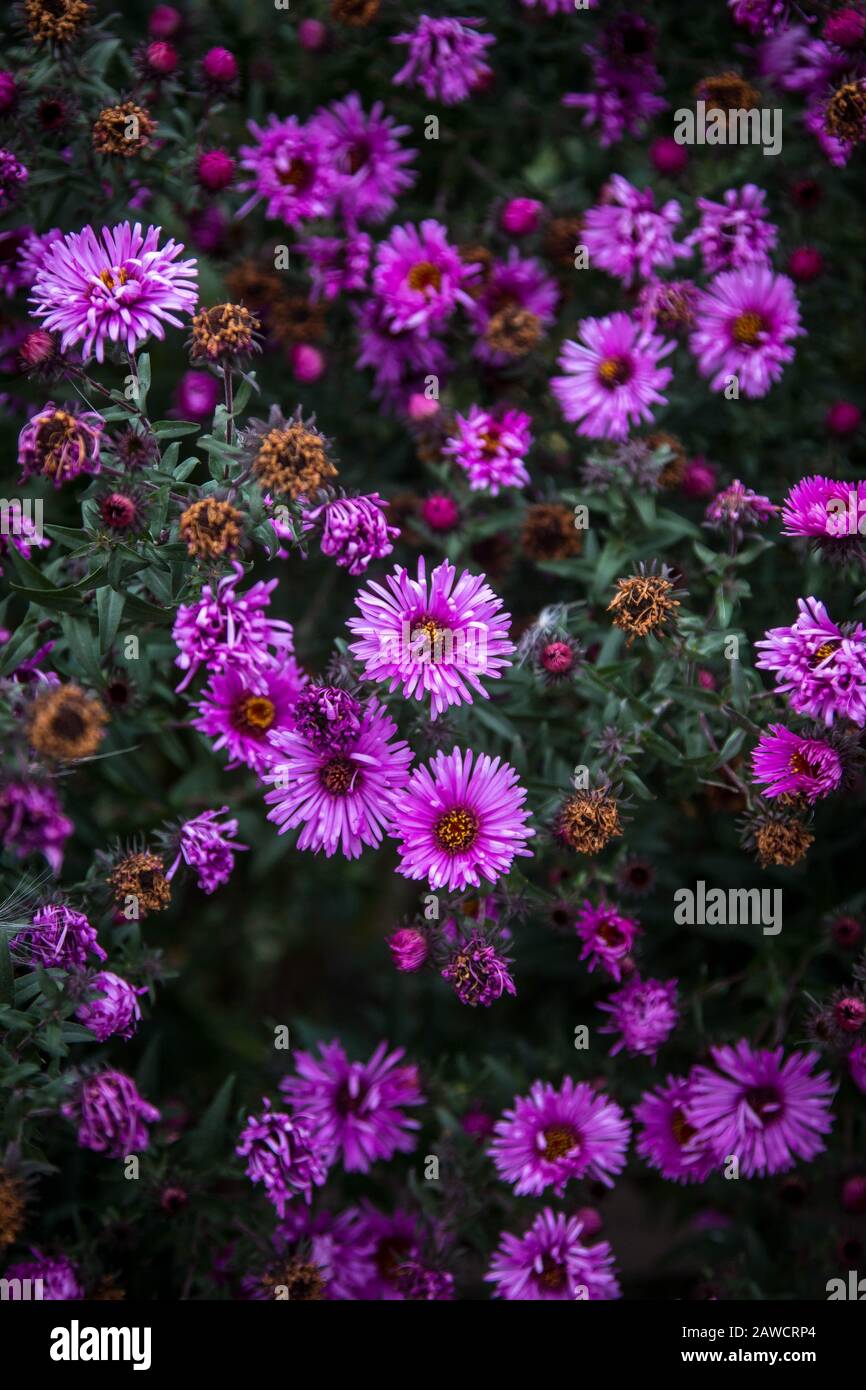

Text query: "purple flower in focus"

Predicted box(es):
[372, 219, 476, 334]
[751, 724, 844, 802]
[310, 94, 417, 227]
[166, 806, 248, 894]
[756, 597, 866, 727]
[442, 406, 532, 495]
[686, 1041, 835, 1176]
[236, 1098, 328, 1215]
[552, 311, 675, 442]
[780, 475, 866, 548]
[11, 904, 106, 970]
[598, 976, 678, 1060]
[280, 1040, 424, 1173]
[2, 1251, 82, 1300]
[441, 931, 516, 1007]
[61, 1069, 160, 1157]
[486, 1208, 621, 1301]
[172, 563, 295, 692]
[191, 657, 307, 774]
[634, 1075, 717, 1184]
[489, 1077, 631, 1195]
[30, 222, 197, 363]
[690, 266, 802, 398]
[0, 779, 72, 873]
[301, 492, 399, 575]
[391, 16, 495, 106]
[575, 900, 642, 982]
[391, 747, 534, 892]
[236, 116, 337, 225]
[581, 176, 686, 286]
[292, 685, 363, 751]
[75, 971, 146, 1041]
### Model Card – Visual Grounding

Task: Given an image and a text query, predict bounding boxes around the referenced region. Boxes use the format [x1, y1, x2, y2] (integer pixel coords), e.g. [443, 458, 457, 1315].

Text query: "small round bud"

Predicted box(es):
[650, 136, 689, 175]
[289, 342, 326, 383]
[500, 198, 543, 236]
[202, 47, 238, 84]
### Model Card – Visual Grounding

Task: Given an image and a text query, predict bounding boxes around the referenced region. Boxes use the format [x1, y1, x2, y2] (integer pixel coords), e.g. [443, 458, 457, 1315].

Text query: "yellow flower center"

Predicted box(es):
[232, 695, 275, 735]
[598, 355, 632, 388]
[407, 261, 442, 294]
[434, 807, 479, 854]
[732, 311, 764, 346]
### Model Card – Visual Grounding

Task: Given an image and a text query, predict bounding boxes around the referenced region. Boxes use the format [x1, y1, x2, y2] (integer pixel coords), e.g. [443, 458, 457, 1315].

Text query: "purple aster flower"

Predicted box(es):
[2, 1250, 82, 1300]
[598, 976, 678, 1060]
[372, 219, 475, 334]
[280, 1040, 424, 1173]
[489, 1077, 631, 1196]
[297, 233, 372, 301]
[634, 1075, 717, 1184]
[17, 401, 104, 487]
[751, 724, 844, 802]
[780, 475, 866, 551]
[236, 115, 337, 225]
[263, 698, 413, 859]
[310, 94, 417, 227]
[347, 556, 514, 721]
[387, 925, 430, 973]
[11, 904, 106, 970]
[689, 266, 803, 398]
[75, 971, 146, 1042]
[581, 176, 686, 287]
[16, 227, 63, 288]
[849, 1043, 866, 1094]
[291, 685, 363, 752]
[301, 492, 399, 575]
[575, 900, 642, 982]
[165, 807, 248, 894]
[562, 19, 666, 148]
[191, 657, 306, 775]
[689, 185, 778, 274]
[0, 503, 51, 574]
[0, 148, 27, 210]
[686, 1041, 835, 1176]
[350, 1203, 448, 1300]
[470, 250, 559, 366]
[552, 311, 675, 442]
[635, 278, 700, 337]
[0, 778, 72, 873]
[391, 747, 534, 892]
[756, 597, 866, 727]
[172, 563, 295, 692]
[729, 0, 791, 34]
[391, 16, 495, 106]
[487, 1208, 621, 1301]
[236, 1098, 328, 1215]
[441, 930, 516, 1007]
[442, 406, 532, 495]
[354, 298, 452, 411]
[704, 479, 778, 530]
[30, 222, 197, 363]
[61, 1069, 160, 1157]
[269, 1206, 377, 1301]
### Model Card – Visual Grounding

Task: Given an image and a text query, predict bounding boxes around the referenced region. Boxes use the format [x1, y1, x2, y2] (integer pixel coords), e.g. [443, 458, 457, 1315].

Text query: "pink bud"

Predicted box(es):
[786, 246, 824, 283]
[650, 136, 689, 176]
[387, 927, 428, 973]
[681, 456, 717, 499]
[574, 1207, 603, 1238]
[290, 343, 326, 382]
[825, 400, 862, 437]
[149, 5, 182, 39]
[175, 370, 221, 422]
[697, 668, 716, 691]
[0, 71, 18, 114]
[197, 149, 235, 191]
[823, 8, 866, 48]
[407, 392, 439, 420]
[146, 40, 178, 75]
[841, 1175, 866, 1213]
[202, 47, 238, 84]
[298, 19, 328, 51]
[500, 197, 543, 236]
[421, 494, 459, 532]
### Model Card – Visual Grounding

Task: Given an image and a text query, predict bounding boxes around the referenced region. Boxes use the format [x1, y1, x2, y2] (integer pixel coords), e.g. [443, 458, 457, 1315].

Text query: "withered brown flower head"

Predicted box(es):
[645, 431, 687, 489]
[608, 568, 680, 643]
[90, 1275, 126, 1301]
[108, 851, 171, 916]
[179, 498, 244, 560]
[331, 0, 380, 26]
[521, 503, 582, 562]
[189, 303, 261, 365]
[484, 304, 543, 358]
[246, 406, 338, 500]
[556, 788, 623, 856]
[24, 0, 90, 45]
[543, 215, 585, 269]
[92, 102, 156, 158]
[695, 72, 761, 113]
[261, 1259, 327, 1300]
[747, 812, 814, 869]
[459, 243, 495, 298]
[824, 81, 866, 144]
[270, 295, 327, 346]
[28, 684, 108, 762]
[0, 1168, 26, 1251]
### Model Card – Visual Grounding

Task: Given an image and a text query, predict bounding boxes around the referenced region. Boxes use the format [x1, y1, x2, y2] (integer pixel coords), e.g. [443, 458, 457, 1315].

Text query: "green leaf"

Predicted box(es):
[151, 420, 201, 439]
[96, 587, 126, 654]
[187, 1074, 235, 1162]
[0, 936, 13, 1007]
[61, 614, 104, 686]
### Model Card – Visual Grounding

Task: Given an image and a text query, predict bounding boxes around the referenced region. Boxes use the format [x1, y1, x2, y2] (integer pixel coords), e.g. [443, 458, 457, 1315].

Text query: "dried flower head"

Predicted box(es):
[331, 0, 380, 25]
[608, 565, 680, 644]
[543, 215, 584, 270]
[556, 787, 623, 855]
[179, 498, 244, 559]
[0, 1168, 25, 1251]
[246, 406, 337, 500]
[189, 303, 261, 365]
[108, 851, 171, 916]
[92, 102, 157, 158]
[483, 304, 543, 358]
[258, 1259, 327, 1301]
[24, 0, 91, 46]
[695, 72, 760, 112]
[824, 81, 866, 145]
[742, 809, 814, 869]
[521, 503, 582, 562]
[27, 684, 107, 762]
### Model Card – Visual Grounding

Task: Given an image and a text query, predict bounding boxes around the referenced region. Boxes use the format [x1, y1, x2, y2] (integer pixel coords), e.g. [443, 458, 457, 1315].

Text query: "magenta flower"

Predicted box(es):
[301, 492, 399, 575]
[391, 747, 534, 892]
[487, 1208, 621, 1301]
[562, 18, 665, 148]
[350, 1203, 449, 1300]
[849, 1043, 866, 1095]
[686, 1042, 835, 1176]
[751, 724, 844, 802]
[391, 16, 495, 106]
[2, 1251, 82, 1301]
[442, 406, 532, 495]
[17, 401, 104, 486]
[552, 311, 675, 442]
[354, 297, 452, 411]
[236, 1098, 328, 1215]
[236, 115, 337, 224]
[297, 233, 372, 301]
[582, 176, 686, 286]
[704, 479, 778, 530]
[0, 779, 73, 874]
[470, 250, 559, 366]
[270, 1206, 377, 1302]
[75, 972, 146, 1042]
[263, 698, 413, 859]
[441, 931, 516, 1007]
[690, 266, 802, 398]
[634, 1076, 717, 1184]
[291, 685, 363, 751]
[756, 597, 866, 727]
[310, 93, 416, 227]
[61, 1069, 160, 1157]
[689, 185, 778, 274]
[16, 227, 63, 288]
[11, 904, 106, 970]
[166, 806, 248, 894]
[0, 148, 28, 210]
[192, 657, 306, 775]
[372, 219, 475, 334]
[780, 475, 866, 547]
[598, 976, 678, 1060]
[280, 1040, 424, 1173]
[172, 563, 295, 692]
[575, 900, 642, 982]
[489, 1077, 630, 1195]
[30, 222, 197, 362]
[347, 556, 514, 720]
[387, 926, 429, 973]
[729, 0, 790, 34]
